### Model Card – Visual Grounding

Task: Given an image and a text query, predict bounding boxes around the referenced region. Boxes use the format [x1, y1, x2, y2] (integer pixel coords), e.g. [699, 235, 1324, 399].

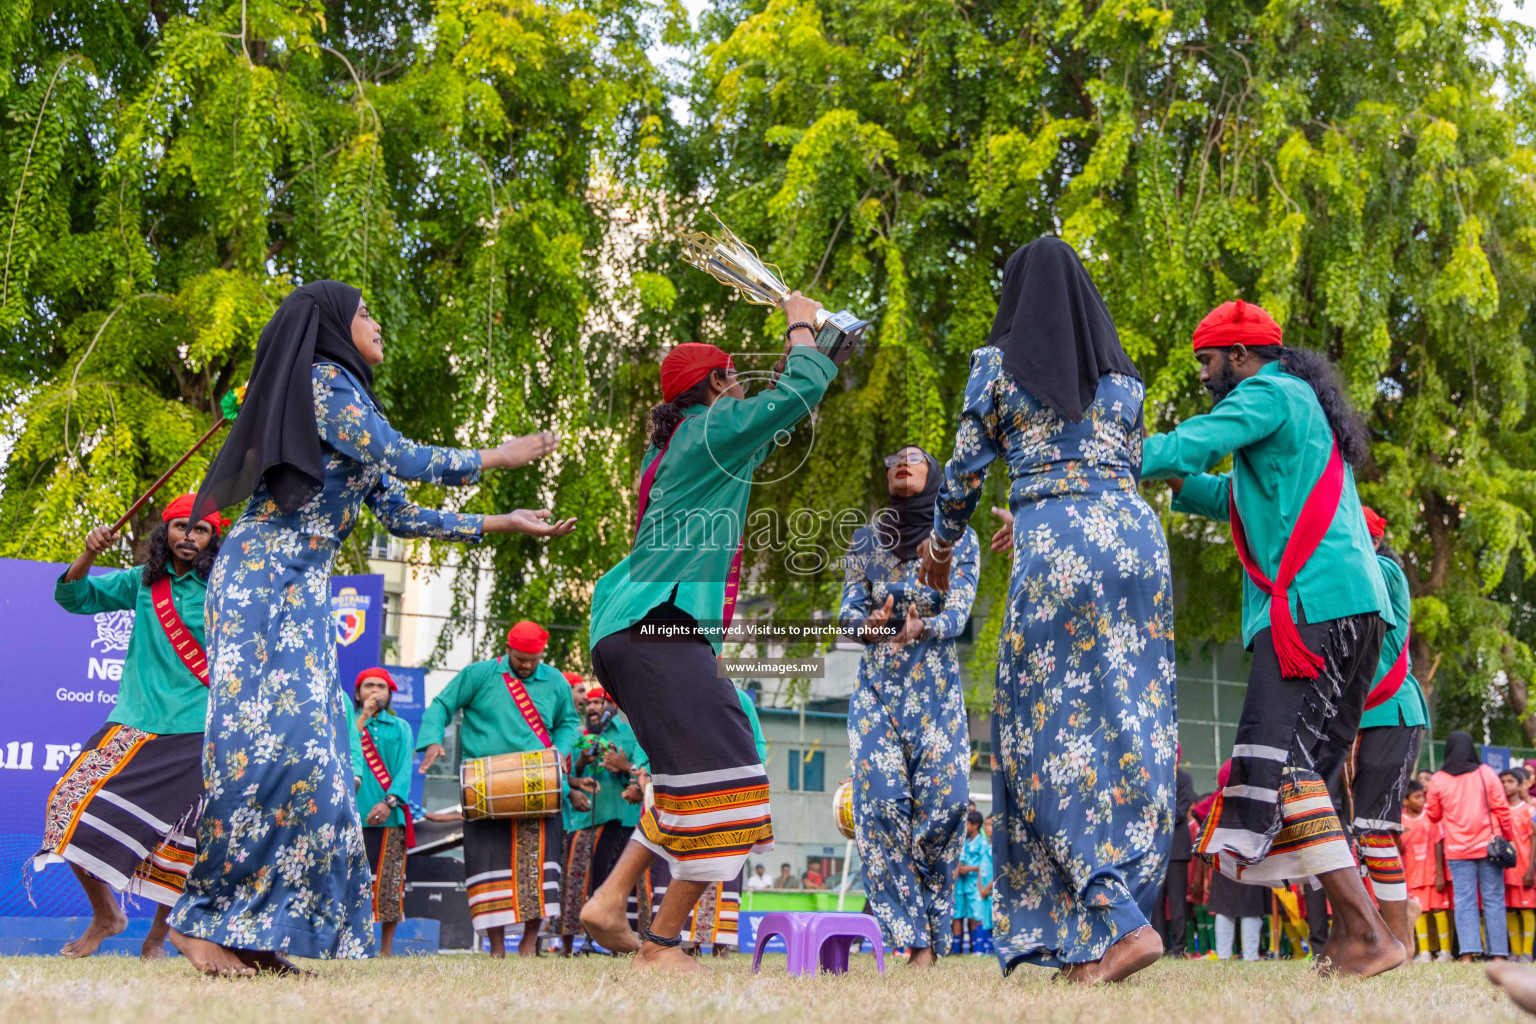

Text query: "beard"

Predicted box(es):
[1204, 356, 1241, 403]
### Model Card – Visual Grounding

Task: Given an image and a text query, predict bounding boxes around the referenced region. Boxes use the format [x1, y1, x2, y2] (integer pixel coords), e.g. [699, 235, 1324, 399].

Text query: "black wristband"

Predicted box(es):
[786, 321, 816, 341]
[641, 926, 683, 948]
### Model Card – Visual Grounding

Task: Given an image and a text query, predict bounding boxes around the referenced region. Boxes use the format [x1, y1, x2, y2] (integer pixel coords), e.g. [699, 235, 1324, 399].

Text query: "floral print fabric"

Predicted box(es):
[840, 525, 978, 953]
[933, 346, 1177, 971]
[168, 362, 482, 958]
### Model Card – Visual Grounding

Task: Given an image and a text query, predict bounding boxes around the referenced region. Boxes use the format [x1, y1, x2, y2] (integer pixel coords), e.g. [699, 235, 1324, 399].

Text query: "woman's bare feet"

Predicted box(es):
[633, 942, 709, 974]
[907, 946, 938, 968]
[233, 950, 311, 976]
[167, 929, 256, 977]
[60, 906, 128, 958]
[580, 891, 641, 954]
[1058, 927, 1163, 985]
[1489, 960, 1536, 1014]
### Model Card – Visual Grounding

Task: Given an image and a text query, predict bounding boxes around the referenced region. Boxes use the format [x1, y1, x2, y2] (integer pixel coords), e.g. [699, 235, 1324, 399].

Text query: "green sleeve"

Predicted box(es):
[1171, 472, 1232, 522]
[54, 568, 142, 614]
[417, 667, 473, 750]
[1141, 376, 1288, 480]
[549, 678, 582, 758]
[389, 718, 414, 803]
[738, 690, 768, 762]
[348, 708, 364, 780]
[699, 348, 837, 465]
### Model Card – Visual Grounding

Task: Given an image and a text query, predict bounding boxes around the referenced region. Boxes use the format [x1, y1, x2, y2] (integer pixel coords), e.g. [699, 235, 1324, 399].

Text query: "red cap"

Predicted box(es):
[507, 620, 549, 654]
[355, 667, 397, 692]
[660, 343, 733, 403]
[162, 493, 229, 534]
[1191, 300, 1283, 351]
[584, 687, 611, 704]
[1362, 507, 1387, 539]
[563, 671, 585, 688]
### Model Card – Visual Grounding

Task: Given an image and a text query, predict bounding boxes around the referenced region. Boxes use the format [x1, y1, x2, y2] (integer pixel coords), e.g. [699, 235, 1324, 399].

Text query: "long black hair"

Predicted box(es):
[140, 522, 222, 586]
[1247, 345, 1370, 468]
[647, 371, 724, 449]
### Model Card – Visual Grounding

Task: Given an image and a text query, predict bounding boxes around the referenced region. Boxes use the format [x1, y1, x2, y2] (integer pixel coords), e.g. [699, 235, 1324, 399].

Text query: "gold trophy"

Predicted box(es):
[679, 213, 868, 364]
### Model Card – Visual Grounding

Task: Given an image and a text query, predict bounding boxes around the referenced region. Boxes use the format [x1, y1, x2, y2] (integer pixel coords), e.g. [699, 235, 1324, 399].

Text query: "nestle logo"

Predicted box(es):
[87, 657, 124, 681]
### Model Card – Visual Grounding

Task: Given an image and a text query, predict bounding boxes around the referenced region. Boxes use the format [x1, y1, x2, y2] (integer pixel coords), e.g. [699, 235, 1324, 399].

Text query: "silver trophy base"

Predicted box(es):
[814, 308, 869, 365]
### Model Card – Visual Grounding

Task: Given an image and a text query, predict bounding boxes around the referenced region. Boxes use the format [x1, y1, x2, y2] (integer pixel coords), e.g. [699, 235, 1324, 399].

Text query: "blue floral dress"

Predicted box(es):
[839, 525, 978, 954]
[933, 346, 1177, 972]
[169, 362, 483, 958]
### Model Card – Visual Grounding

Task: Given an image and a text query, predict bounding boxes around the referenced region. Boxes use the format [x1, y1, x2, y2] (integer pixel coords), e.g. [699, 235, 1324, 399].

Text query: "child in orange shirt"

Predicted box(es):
[1503, 769, 1536, 962]
[1402, 780, 1453, 961]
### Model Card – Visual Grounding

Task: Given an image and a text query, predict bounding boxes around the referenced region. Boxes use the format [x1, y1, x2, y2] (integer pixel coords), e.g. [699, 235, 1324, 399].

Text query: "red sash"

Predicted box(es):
[1228, 442, 1344, 680]
[149, 576, 209, 686]
[1364, 632, 1410, 710]
[358, 725, 416, 848]
[502, 670, 553, 749]
[634, 418, 744, 630]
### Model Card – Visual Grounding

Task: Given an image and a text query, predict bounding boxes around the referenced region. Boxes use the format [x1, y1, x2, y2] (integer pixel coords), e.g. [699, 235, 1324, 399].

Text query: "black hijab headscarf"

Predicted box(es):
[1440, 731, 1481, 776]
[192, 281, 377, 523]
[873, 445, 942, 562]
[990, 236, 1139, 421]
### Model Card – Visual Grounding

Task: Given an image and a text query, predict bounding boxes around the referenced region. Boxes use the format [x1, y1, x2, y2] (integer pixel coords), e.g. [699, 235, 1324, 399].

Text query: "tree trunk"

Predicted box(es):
[1504, 646, 1536, 745]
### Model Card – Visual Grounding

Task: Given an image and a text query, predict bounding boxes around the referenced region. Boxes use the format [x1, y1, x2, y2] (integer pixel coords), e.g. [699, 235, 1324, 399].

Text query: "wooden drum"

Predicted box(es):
[460, 748, 564, 820]
[833, 780, 856, 840]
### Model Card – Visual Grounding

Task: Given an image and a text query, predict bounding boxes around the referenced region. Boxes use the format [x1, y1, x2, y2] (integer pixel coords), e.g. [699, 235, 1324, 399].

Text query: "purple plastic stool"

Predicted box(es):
[807, 912, 886, 974]
[751, 912, 820, 975]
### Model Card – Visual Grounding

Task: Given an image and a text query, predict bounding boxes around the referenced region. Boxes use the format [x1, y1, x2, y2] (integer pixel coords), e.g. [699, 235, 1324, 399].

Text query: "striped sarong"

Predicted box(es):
[464, 815, 563, 931]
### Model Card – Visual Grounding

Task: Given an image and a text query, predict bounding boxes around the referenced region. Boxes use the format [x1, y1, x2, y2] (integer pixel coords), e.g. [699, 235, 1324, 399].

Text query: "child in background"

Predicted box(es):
[1402, 780, 1454, 962]
[1504, 769, 1536, 963]
[952, 810, 990, 954]
[975, 815, 996, 954]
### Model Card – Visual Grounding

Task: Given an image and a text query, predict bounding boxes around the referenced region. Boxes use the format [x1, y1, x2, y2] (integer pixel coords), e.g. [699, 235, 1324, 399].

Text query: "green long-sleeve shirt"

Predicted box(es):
[351, 709, 415, 829]
[1141, 361, 1392, 647]
[1359, 555, 1428, 730]
[565, 717, 650, 830]
[589, 347, 838, 653]
[416, 657, 581, 761]
[54, 566, 209, 735]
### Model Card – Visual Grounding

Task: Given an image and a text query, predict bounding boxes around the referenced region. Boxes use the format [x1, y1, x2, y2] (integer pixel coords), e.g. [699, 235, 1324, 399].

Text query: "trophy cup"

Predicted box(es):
[679, 214, 869, 365]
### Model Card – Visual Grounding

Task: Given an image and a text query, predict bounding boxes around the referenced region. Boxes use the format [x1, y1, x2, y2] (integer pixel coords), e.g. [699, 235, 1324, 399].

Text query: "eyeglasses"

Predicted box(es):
[883, 451, 927, 468]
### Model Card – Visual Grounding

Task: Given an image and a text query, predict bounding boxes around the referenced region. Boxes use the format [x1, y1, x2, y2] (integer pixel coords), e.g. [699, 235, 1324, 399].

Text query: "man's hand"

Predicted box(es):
[1524, 869, 1534, 890]
[1166, 477, 1184, 496]
[365, 800, 390, 826]
[622, 783, 642, 804]
[861, 594, 895, 644]
[419, 743, 447, 773]
[990, 506, 1015, 553]
[782, 291, 823, 347]
[65, 525, 121, 583]
[601, 748, 632, 774]
[1435, 873, 1446, 893]
[570, 776, 599, 794]
[423, 809, 463, 823]
[569, 791, 592, 813]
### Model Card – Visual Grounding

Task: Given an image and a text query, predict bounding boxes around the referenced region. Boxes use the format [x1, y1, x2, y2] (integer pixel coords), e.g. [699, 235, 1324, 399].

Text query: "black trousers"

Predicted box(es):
[1159, 859, 1190, 954]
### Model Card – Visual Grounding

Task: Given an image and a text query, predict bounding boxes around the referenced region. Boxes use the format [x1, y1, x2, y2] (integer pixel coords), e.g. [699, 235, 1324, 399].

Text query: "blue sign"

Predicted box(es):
[0, 558, 385, 918]
[1484, 745, 1513, 772]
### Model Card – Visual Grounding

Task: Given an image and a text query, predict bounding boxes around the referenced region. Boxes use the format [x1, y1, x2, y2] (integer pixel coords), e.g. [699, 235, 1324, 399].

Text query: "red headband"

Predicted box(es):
[584, 687, 612, 704]
[355, 667, 397, 692]
[563, 671, 585, 688]
[1362, 507, 1387, 539]
[162, 493, 229, 534]
[660, 343, 733, 403]
[507, 620, 549, 654]
[1191, 300, 1283, 351]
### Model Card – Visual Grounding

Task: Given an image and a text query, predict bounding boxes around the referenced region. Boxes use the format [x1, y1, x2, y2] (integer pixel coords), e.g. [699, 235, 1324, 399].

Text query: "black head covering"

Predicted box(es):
[989, 236, 1139, 421]
[1440, 731, 1480, 776]
[192, 281, 375, 523]
[873, 445, 942, 562]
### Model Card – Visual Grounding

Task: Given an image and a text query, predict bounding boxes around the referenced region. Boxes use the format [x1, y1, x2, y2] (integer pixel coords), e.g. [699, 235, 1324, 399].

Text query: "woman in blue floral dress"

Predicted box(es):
[169, 281, 575, 975]
[920, 239, 1177, 983]
[839, 445, 978, 965]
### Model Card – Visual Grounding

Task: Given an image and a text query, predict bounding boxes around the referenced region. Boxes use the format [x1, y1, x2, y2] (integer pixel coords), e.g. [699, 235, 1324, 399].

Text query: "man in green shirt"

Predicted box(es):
[417, 620, 580, 957]
[1347, 508, 1429, 963]
[38, 494, 225, 960]
[1141, 300, 1402, 978]
[350, 667, 415, 956]
[558, 685, 649, 954]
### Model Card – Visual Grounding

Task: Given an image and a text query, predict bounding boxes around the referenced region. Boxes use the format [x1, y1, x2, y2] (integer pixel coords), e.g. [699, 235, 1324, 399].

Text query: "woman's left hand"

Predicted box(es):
[365, 801, 390, 826]
[487, 509, 578, 538]
[891, 605, 925, 650]
[917, 538, 952, 592]
[990, 506, 1015, 553]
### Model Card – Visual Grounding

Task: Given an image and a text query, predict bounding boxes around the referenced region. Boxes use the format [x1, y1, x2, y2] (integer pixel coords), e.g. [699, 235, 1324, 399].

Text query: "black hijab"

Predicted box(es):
[192, 281, 377, 523]
[990, 236, 1139, 421]
[873, 445, 942, 562]
[1440, 731, 1481, 776]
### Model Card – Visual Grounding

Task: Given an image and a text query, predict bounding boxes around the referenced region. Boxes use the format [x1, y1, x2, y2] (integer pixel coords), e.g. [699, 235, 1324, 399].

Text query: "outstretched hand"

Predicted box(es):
[486, 431, 559, 470]
[486, 509, 578, 539]
[419, 743, 447, 773]
[860, 594, 895, 643]
[989, 506, 1015, 553]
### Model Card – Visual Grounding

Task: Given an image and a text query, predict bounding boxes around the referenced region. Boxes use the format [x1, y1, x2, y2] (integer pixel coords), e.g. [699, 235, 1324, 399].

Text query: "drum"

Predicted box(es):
[833, 780, 855, 841]
[460, 748, 564, 820]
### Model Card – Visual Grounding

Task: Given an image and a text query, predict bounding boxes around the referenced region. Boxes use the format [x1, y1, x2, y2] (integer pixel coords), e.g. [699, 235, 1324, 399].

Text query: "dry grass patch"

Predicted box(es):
[0, 953, 1526, 1023]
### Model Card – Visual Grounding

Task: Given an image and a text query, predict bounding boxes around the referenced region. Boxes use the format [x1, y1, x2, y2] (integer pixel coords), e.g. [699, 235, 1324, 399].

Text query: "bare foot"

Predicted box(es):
[518, 933, 540, 957]
[907, 947, 938, 968]
[61, 906, 128, 958]
[1058, 959, 1106, 984]
[1098, 926, 1164, 983]
[1314, 929, 1404, 978]
[581, 891, 641, 954]
[633, 943, 709, 974]
[234, 950, 311, 977]
[1489, 960, 1536, 1014]
[167, 929, 256, 977]
[140, 936, 168, 960]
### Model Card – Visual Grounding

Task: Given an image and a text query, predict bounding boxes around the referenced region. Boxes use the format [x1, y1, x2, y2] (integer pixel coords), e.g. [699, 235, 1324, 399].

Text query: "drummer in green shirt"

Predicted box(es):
[1140, 300, 1402, 978]
[39, 494, 225, 961]
[350, 667, 415, 956]
[417, 619, 580, 958]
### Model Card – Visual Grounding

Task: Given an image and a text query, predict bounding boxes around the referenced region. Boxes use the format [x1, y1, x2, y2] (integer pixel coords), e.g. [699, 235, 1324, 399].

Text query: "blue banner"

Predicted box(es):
[0, 558, 384, 918]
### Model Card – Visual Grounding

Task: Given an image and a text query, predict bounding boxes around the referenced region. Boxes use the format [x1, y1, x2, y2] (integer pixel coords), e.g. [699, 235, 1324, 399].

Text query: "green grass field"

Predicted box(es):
[0, 953, 1528, 1024]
